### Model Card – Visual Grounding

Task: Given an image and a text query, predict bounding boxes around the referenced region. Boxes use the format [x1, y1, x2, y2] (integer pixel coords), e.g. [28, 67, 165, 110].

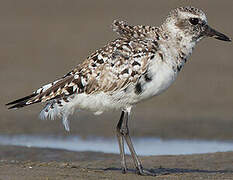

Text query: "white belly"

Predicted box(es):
[71, 92, 123, 114]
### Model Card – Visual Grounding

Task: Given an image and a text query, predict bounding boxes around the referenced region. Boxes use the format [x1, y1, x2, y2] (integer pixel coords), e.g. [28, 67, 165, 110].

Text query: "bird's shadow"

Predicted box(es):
[88, 167, 233, 176]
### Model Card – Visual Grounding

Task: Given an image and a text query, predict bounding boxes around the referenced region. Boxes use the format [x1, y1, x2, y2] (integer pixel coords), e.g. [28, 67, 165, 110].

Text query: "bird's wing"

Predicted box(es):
[77, 37, 158, 94]
[6, 37, 158, 109]
[112, 20, 159, 40]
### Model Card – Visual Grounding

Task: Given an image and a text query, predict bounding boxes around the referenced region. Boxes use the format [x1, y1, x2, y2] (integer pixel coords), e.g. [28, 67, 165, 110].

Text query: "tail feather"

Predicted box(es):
[6, 77, 70, 109]
[6, 74, 77, 110]
[6, 93, 38, 109]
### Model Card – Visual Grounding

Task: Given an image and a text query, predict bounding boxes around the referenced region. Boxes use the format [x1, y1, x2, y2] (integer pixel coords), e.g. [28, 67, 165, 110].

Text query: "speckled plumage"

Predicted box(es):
[6, 6, 222, 130]
[7, 6, 231, 133]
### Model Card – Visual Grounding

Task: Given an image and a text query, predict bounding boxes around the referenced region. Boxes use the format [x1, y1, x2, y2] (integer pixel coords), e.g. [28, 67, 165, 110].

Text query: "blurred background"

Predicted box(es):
[0, 0, 232, 141]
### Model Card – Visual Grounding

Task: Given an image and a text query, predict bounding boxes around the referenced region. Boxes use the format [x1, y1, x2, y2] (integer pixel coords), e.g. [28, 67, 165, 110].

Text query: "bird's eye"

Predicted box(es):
[189, 18, 199, 25]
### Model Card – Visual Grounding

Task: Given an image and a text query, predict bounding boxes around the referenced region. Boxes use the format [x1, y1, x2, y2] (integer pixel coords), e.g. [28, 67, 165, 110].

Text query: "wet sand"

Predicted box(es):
[0, 145, 233, 180]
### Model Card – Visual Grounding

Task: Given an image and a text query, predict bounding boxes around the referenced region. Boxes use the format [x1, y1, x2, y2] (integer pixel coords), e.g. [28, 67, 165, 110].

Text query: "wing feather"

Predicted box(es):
[78, 37, 157, 94]
[7, 30, 158, 109]
[112, 20, 159, 40]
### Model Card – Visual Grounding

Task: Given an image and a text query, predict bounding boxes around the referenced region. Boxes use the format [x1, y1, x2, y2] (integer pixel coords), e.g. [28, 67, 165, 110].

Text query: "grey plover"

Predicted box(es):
[6, 6, 231, 176]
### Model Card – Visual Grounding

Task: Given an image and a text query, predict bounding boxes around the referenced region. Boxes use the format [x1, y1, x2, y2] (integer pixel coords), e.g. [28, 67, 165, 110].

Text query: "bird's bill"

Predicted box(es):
[203, 24, 231, 42]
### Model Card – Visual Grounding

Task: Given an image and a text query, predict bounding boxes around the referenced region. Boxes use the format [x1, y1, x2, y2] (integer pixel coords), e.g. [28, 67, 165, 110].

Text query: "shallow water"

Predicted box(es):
[0, 135, 233, 156]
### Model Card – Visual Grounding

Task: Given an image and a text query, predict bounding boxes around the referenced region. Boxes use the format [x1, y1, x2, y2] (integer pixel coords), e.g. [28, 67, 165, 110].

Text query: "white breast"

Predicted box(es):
[137, 59, 178, 102]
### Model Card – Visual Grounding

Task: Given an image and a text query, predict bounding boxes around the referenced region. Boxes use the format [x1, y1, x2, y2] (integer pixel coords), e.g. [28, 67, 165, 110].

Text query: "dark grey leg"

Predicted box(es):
[116, 111, 127, 173]
[123, 111, 156, 176]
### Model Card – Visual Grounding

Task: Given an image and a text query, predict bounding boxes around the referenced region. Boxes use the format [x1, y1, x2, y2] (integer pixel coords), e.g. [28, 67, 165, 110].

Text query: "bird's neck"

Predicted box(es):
[159, 22, 196, 50]
[156, 25, 196, 72]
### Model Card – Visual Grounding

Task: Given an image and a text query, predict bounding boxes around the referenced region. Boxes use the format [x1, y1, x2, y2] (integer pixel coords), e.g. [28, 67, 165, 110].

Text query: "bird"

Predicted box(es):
[6, 6, 231, 176]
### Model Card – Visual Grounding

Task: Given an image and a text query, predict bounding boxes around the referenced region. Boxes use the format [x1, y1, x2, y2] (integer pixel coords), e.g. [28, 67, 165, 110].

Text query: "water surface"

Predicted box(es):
[0, 135, 233, 156]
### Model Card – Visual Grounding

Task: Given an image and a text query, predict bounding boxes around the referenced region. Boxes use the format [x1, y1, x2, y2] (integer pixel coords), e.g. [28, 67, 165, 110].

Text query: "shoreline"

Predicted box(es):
[0, 134, 233, 156]
[0, 145, 232, 180]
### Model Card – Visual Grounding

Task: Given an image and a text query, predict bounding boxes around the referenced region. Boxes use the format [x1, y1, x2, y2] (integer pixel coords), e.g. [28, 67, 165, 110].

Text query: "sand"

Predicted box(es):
[0, 145, 233, 180]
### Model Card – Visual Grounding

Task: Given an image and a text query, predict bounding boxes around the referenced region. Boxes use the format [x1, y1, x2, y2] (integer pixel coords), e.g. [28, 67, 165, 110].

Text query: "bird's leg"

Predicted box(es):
[116, 111, 127, 173]
[123, 111, 156, 176]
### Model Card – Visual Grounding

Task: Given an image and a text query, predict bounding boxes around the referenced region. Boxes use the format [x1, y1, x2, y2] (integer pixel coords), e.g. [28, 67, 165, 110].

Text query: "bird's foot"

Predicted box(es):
[121, 167, 127, 174]
[136, 165, 156, 176]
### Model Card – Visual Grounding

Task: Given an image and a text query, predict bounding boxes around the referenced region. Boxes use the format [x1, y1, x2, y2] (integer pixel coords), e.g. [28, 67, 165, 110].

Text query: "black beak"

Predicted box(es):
[203, 24, 231, 42]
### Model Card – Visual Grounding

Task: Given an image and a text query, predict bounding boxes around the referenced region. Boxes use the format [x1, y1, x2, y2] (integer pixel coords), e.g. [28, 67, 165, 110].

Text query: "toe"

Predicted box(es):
[121, 167, 127, 174]
[136, 166, 156, 176]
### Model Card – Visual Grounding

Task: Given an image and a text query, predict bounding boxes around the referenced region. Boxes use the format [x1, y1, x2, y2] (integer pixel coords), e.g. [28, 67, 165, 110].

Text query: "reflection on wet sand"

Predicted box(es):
[0, 135, 233, 155]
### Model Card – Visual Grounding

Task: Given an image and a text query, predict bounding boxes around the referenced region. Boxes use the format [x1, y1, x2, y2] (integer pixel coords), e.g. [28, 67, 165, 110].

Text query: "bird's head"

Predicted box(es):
[163, 6, 231, 43]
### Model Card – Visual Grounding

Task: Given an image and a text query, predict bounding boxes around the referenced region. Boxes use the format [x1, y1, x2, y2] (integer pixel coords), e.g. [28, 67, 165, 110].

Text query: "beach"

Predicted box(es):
[1, 146, 233, 180]
[0, 0, 232, 179]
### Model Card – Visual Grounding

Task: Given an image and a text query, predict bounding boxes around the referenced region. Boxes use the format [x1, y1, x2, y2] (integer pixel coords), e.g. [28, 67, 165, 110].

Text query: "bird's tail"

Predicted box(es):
[6, 93, 39, 109]
[5, 76, 72, 110]
[6, 74, 79, 131]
